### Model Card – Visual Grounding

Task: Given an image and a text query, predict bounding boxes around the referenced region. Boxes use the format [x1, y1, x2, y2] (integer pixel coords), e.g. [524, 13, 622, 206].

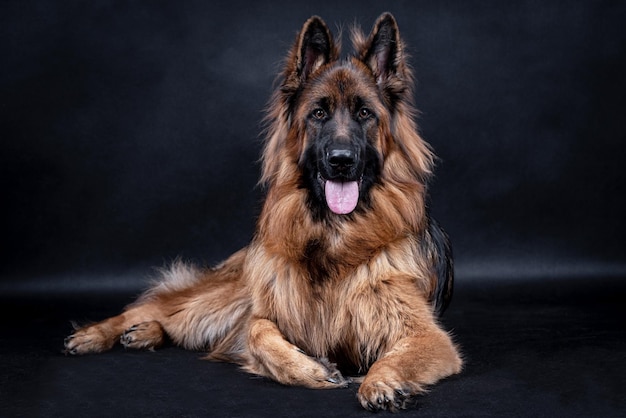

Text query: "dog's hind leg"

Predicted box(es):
[64, 302, 167, 354]
[65, 249, 251, 356]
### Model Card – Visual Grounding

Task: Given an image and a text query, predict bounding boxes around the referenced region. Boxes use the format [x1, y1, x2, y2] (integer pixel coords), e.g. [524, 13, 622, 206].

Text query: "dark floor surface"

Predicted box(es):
[1, 276, 625, 417]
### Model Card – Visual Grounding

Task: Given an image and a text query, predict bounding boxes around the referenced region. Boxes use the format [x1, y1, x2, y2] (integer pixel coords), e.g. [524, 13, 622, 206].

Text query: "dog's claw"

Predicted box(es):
[327, 375, 349, 386]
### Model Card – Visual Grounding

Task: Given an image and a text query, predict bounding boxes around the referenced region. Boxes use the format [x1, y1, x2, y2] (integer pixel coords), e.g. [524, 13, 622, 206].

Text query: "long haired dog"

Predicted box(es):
[65, 13, 462, 411]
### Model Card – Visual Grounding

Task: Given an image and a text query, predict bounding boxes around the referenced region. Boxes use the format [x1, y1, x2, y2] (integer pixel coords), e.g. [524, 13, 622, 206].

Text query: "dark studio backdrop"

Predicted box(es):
[1, 1, 626, 417]
[2, 1, 625, 290]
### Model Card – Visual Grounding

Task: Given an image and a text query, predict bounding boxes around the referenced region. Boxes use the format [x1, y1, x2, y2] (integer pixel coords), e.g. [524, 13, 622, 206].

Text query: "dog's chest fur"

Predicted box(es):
[246, 237, 429, 370]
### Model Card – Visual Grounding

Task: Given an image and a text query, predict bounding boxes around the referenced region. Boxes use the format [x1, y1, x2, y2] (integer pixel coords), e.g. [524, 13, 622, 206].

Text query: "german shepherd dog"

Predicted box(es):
[64, 12, 462, 411]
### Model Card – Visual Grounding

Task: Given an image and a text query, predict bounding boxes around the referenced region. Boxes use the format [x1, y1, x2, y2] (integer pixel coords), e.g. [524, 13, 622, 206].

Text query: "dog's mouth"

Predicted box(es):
[318, 173, 362, 215]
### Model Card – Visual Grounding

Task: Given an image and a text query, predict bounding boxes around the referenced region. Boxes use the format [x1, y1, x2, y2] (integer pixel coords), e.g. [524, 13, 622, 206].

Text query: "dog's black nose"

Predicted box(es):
[328, 149, 356, 170]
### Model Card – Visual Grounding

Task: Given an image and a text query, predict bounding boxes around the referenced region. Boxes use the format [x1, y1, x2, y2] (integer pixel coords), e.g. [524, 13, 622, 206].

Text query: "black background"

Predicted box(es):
[2, 1, 625, 417]
[3, 0, 625, 291]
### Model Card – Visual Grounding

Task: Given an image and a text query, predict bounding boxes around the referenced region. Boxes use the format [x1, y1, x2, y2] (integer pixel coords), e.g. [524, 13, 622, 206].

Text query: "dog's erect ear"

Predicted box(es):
[285, 16, 338, 86]
[354, 13, 410, 99]
[358, 13, 404, 82]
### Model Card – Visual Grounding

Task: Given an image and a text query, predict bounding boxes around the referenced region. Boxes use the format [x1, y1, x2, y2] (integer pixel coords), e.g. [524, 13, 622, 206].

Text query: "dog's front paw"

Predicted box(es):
[269, 350, 350, 389]
[313, 357, 350, 387]
[246, 318, 350, 389]
[357, 371, 422, 411]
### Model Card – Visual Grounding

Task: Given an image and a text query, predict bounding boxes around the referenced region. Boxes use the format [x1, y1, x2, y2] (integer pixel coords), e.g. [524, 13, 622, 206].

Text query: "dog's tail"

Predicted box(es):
[423, 218, 455, 317]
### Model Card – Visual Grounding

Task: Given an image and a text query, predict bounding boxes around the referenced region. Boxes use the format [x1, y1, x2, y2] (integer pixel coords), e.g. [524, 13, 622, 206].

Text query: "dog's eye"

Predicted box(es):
[358, 107, 372, 119]
[312, 108, 327, 120]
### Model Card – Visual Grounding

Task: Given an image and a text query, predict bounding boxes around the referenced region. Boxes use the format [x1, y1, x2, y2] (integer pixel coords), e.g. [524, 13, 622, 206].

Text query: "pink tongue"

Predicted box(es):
[324, 180, 359, 214]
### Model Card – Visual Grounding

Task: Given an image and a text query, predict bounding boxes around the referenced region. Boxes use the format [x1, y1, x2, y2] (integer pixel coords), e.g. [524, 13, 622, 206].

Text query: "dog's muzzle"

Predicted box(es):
[320, 146, 362, 215]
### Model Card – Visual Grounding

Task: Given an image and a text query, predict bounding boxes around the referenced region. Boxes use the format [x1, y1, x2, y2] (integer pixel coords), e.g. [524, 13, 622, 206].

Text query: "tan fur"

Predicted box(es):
[64, 12, 462, 412]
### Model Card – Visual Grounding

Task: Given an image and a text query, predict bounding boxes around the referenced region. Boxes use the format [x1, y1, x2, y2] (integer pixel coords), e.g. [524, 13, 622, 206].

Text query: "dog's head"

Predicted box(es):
[262, 13, 434, 219]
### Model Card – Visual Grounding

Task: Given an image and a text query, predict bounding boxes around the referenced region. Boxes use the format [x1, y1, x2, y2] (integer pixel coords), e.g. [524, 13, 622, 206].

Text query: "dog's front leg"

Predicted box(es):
[244, 318, 348, 389]
[357, 326, 462, 411]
